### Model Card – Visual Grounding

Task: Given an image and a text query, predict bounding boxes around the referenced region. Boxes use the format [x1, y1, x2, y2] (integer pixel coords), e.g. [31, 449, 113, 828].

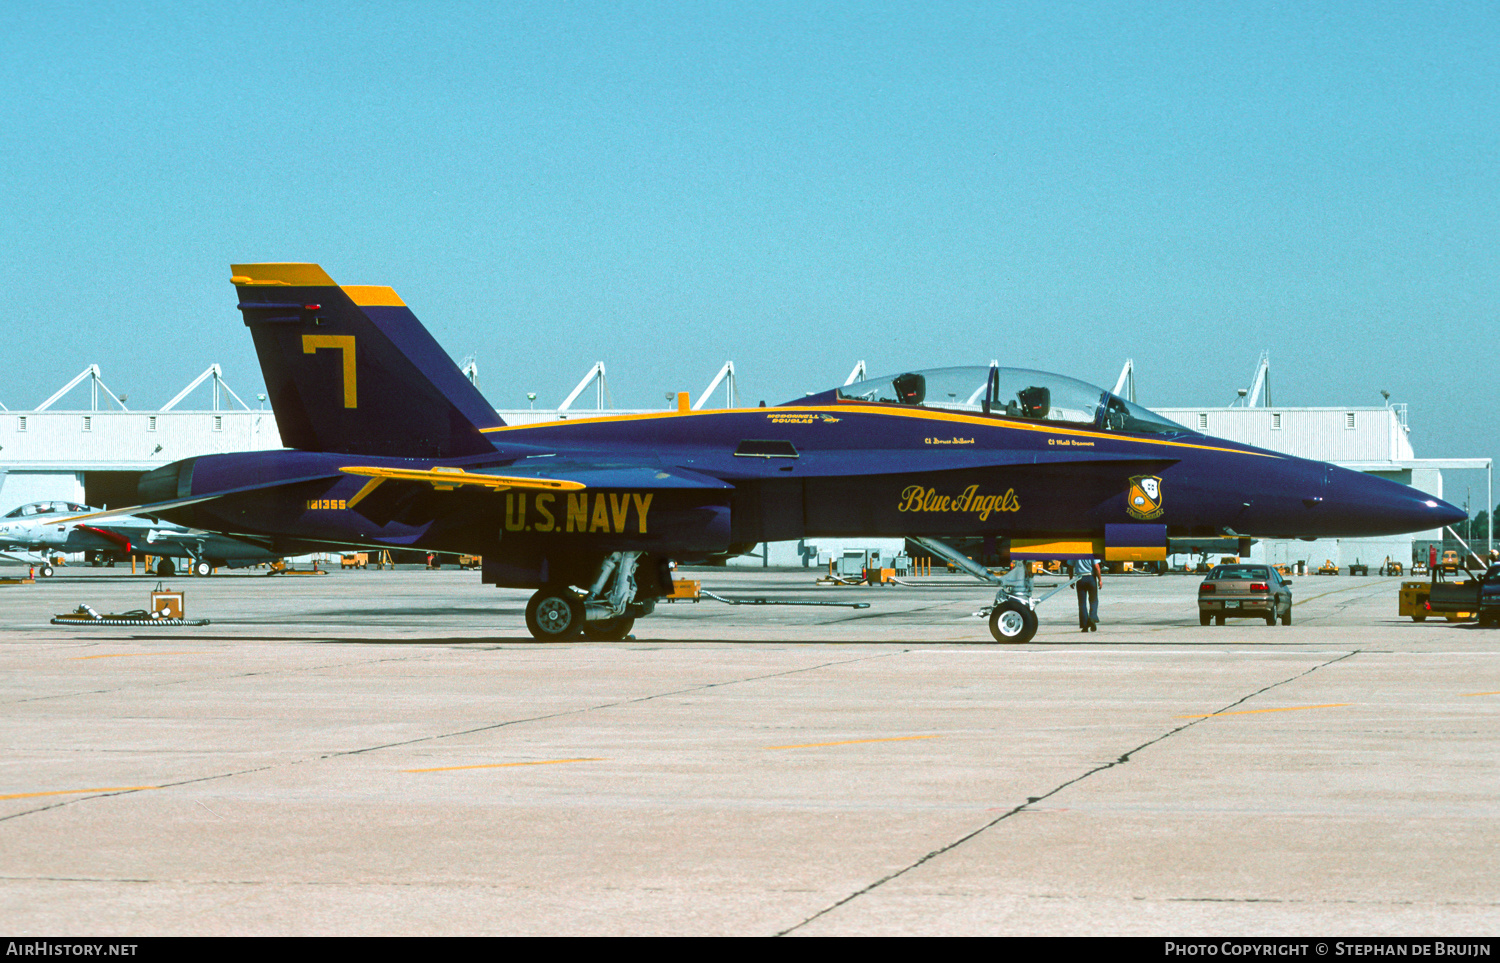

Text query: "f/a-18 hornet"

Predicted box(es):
[93, 263, 1462, 641]
[0, 499, 279, 576]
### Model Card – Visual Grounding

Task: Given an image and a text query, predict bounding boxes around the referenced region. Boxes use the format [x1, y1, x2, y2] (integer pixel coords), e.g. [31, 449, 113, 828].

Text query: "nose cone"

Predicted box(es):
[1321, 466, 1466, 537]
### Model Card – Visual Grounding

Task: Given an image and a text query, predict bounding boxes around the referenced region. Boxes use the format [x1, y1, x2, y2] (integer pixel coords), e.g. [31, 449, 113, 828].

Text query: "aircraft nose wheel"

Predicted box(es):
[193, 561, 212, 577]
[988, 601, 1038, 643]
[525, 587, 584, 640]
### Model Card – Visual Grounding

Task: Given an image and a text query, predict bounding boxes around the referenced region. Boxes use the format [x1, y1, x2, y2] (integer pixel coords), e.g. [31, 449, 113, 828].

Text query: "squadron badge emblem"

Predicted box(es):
[1126, 475, 1164, 520]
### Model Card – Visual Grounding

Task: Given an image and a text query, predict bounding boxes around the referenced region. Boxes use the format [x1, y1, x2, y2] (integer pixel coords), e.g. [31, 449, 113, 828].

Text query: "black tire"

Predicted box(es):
[1412, 602, 1427, 623]
[525, 587, 584, 640]
[1265, 613, 1276, 626]
[988, 601, 1038, 643]
[1281, 607, 1292, 626]
[39, 564, 54, 578]
[1200, 611, 1210, 626]
[193, 560, 211, 577]
[1215, 615, 1225, 626]
[582, 616, 636, 640]
[156, 558, 175, 577]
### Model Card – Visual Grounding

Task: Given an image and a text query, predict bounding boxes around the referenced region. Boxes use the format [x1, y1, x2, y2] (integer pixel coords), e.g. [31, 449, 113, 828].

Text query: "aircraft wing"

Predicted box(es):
[38, 471, 348, 527]
[342, 462, 732, 527]
[341, 462, 730, 495]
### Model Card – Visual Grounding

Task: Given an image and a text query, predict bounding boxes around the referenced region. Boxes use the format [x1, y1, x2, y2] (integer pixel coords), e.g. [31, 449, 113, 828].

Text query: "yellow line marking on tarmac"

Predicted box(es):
[72, 652, 207, 660]
[403, 758, 605, 773]
[1, 786, 158, 801]
[1461, 691, 1500, 697]
[1175, 703, 1349, 719]
[765, 735, 941, 750]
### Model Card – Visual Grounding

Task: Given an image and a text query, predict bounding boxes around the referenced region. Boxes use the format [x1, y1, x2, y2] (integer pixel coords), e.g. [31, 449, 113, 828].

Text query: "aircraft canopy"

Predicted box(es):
[825, 366, 1192, 436]
[3, 501, 94, 518]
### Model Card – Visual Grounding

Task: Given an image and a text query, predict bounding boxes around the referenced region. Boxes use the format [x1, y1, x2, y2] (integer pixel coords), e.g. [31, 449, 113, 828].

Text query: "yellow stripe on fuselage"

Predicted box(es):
[480, 405, 1280, 458]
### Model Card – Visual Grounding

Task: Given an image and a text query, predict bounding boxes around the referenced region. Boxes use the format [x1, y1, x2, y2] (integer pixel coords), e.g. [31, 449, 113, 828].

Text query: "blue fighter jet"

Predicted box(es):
[89, 263, 1461, 641]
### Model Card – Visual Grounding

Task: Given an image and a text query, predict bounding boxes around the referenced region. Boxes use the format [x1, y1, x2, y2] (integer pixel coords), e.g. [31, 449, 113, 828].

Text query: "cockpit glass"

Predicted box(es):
[838, 369, 992, 412]
[831, 366, 1195, 435]
[990, 369, 1103, 425]
[4, 501, 92, 517]
[1100, 394, 1192, 436]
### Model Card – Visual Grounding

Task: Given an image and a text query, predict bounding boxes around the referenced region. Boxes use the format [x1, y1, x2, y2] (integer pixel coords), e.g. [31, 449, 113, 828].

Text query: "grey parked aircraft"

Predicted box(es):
[0, 500, 280, 576]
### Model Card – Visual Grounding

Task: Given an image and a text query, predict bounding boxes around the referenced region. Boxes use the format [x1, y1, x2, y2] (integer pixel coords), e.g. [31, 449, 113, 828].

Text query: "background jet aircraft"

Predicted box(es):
[78, 262, 1462, 640]
[0, 500, 281, 576]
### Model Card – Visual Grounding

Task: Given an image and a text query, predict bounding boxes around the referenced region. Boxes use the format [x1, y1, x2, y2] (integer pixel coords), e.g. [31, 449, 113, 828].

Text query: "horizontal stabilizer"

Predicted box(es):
[46, 470, 346, 527]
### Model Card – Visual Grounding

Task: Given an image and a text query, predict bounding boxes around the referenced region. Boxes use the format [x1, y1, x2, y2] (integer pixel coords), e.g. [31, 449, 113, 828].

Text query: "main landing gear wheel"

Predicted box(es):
[988, 601, 1038, 644]
[582, 616, 635, 641]
[156, 558, 175, 577]
[193, 560, 212, 577]
[525, 587, 584, 640]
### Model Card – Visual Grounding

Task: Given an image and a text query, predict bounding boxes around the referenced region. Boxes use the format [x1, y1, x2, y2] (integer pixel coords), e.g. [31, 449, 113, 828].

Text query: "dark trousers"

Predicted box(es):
[1076, 576, 1098, 627]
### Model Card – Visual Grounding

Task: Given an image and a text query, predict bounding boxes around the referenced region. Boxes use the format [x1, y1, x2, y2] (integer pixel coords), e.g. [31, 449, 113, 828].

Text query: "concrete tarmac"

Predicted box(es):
[0, 565, 1496, 935]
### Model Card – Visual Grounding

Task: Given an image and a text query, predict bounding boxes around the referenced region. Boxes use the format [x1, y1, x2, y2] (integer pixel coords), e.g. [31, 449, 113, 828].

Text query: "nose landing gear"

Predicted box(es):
[976, 567, 1084, 644]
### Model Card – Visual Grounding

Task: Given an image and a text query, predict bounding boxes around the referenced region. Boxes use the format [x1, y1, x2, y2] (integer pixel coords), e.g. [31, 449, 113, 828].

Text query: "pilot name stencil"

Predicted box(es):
[898, 484, 1020, 520]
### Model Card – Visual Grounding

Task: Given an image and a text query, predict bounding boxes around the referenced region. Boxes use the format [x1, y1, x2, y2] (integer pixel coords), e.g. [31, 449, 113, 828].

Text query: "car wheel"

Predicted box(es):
[1199, 611, 1211, 626]
[525, 586, 584, 640]
[1281, 607, 1292, 626]
[1215, 615, 1225, 626]
[1264, 612, 1276, 626]
[988, 601, 1038, 644]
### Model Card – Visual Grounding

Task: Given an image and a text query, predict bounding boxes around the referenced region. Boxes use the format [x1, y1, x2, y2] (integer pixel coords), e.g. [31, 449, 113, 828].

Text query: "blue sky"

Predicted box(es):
[2, 2, 1496, 504]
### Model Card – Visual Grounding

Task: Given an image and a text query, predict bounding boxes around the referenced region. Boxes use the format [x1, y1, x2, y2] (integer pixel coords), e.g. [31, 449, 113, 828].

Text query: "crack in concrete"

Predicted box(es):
[774, 648, 1362, 936]
[0, 652, 902, 824]
[322, 651, 904, 759]
[0, 652, 441, 707]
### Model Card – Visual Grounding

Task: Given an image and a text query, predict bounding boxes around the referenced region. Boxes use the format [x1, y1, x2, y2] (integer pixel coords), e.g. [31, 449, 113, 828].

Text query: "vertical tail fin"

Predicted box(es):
[232, 263, 503, 458]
